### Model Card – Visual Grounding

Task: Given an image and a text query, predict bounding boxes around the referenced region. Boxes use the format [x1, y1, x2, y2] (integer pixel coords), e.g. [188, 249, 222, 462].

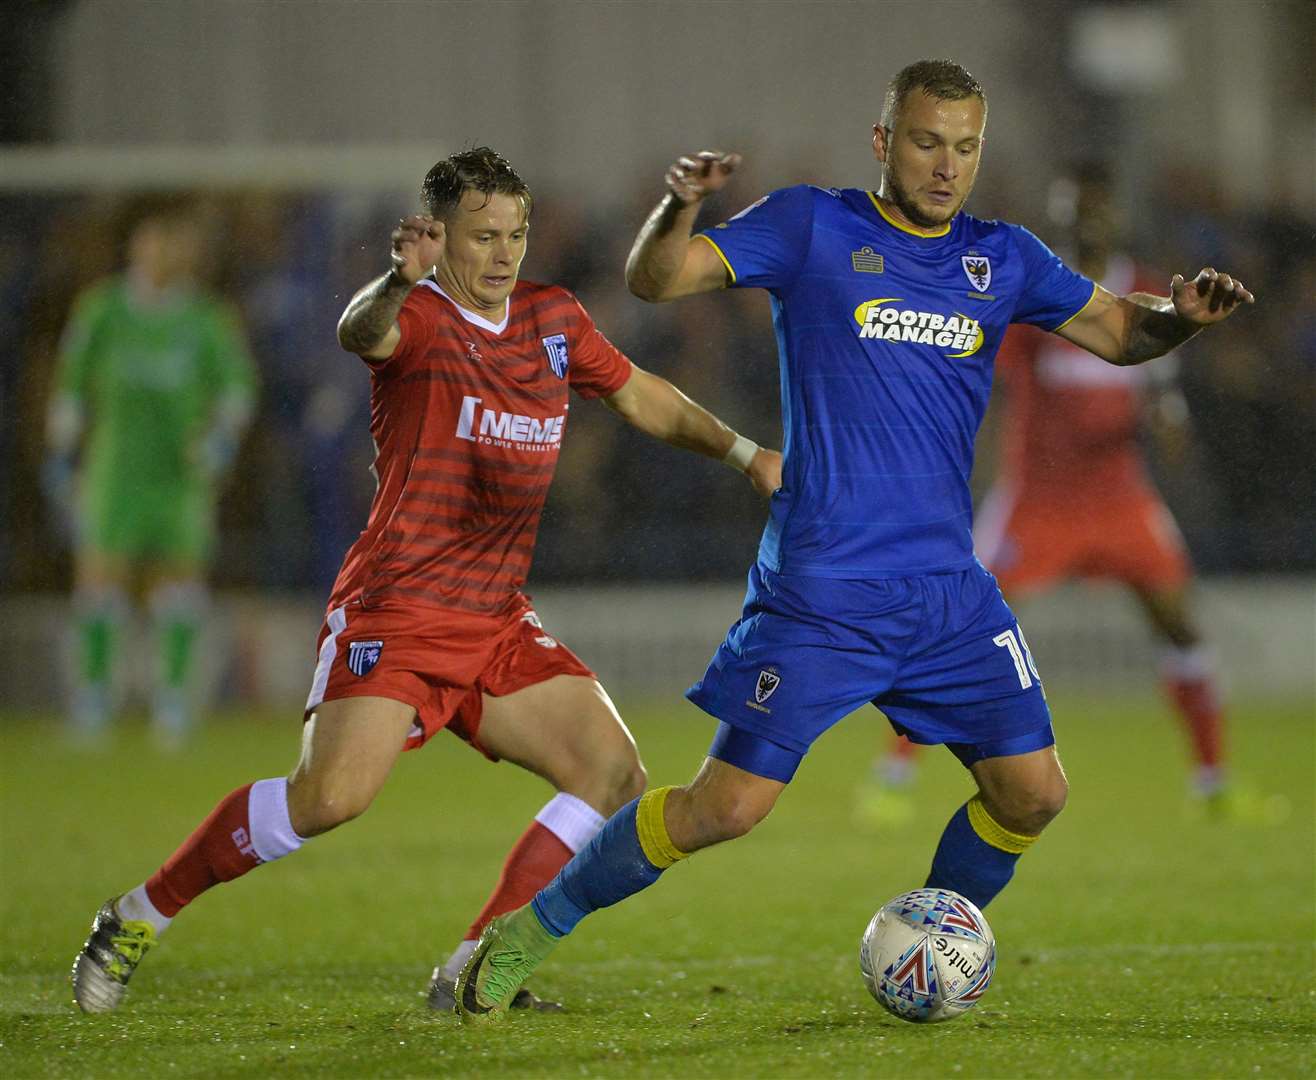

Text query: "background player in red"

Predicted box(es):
[70, 147, 781, 1014]
[862, 162, 1237, 821]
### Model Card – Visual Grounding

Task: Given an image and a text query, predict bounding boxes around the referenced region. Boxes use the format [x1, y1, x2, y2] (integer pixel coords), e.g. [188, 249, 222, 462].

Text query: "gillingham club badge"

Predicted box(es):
[346, 640, 384, 677]
[541, 334, 569, 379]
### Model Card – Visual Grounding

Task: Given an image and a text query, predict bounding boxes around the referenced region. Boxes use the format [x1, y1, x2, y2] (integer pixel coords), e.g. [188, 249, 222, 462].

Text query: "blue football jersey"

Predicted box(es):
[701, 185, 1096, 577]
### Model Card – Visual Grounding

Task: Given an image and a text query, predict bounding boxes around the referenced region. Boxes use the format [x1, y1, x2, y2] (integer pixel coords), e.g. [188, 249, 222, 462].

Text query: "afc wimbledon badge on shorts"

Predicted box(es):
[346, 639, 384, 677]
[961, 254, 992, 293]
[541, 334, 569, 379]
[746, 667, 781, 714]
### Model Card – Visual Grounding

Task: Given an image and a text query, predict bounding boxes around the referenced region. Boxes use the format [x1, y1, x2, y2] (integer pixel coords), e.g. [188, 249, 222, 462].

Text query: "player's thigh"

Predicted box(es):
[288, 695, 416, 835]
[969, 744, 1068, 835]
[1131, 582, 1202, 647]
[476, 675, 644, 805]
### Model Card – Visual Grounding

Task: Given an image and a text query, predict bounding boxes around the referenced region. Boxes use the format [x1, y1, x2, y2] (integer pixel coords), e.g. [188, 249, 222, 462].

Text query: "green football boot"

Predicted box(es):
[71, 898, 157, 1013]
[426, 967, 564, 1013]
[454, 908, 560, 1024]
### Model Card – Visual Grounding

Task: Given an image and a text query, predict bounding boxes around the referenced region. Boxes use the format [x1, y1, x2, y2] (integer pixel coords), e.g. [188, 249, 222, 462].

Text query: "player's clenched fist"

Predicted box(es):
[666, 151, 742, 206]
[390, 214, 445, 285]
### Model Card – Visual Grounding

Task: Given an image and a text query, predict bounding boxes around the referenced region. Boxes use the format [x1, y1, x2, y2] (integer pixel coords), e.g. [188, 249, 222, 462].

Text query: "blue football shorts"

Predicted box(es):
[687, 561, 1054, 783]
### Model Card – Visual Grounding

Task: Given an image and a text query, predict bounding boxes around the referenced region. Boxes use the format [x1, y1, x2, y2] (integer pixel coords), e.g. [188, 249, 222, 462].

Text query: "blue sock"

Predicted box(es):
[925, 798, 1037, 910]
[531, 788, 687, 937]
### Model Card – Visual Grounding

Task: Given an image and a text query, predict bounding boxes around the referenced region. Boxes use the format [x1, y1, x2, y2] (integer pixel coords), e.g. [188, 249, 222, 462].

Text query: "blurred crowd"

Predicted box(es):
[3, 171, 1312, 599]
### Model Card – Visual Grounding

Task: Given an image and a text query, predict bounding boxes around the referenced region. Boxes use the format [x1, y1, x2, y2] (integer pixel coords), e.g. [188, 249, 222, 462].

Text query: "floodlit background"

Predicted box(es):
[1, 0, 1312, 709]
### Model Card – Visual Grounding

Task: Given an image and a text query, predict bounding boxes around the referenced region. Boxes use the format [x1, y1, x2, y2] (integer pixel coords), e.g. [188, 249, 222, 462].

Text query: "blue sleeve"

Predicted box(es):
[698, 185, 815, 292]
[1008, 224, 1097, 331]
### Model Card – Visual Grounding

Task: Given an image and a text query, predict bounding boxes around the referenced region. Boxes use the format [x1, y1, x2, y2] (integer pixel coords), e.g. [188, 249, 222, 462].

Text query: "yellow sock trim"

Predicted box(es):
[967, 796, 1038, 855]
[635, 787, 688, 869]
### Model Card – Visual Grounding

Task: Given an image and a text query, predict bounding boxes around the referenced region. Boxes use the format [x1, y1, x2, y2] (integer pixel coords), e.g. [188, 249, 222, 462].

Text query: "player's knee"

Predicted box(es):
[995, 775, 1067, 836]
[558, 738, 646, 815]
[696, 790, 773, 845]
[611, 758, 647, 811]
[287, 777, 375, 837]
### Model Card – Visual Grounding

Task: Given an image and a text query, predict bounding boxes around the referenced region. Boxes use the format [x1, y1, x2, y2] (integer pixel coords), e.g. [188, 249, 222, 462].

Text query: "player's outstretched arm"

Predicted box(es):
[1057, 268, 1255, 366]
[626, 151, 741, 303]
[604, 364, 781, 496]
[337, 215, 445, 360]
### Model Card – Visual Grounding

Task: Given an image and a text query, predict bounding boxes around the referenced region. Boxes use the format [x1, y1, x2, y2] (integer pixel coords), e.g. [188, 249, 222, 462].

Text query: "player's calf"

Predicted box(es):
[664, 758, 786, 852]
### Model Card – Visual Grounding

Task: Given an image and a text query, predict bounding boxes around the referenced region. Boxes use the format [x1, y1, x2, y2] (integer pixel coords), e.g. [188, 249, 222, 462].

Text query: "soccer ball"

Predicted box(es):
[859, 888, 995, 1023]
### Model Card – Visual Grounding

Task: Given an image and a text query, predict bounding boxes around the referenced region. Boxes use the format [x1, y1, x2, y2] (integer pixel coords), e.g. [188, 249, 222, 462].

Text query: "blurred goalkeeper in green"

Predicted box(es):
[44, 198, 257, 745]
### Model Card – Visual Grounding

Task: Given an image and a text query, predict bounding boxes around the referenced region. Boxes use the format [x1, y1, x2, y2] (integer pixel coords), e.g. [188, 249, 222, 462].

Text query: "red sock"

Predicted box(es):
[145, 784, 263, 917]
[462, 821, 572, 941]
[1164, 674, 1224, 770]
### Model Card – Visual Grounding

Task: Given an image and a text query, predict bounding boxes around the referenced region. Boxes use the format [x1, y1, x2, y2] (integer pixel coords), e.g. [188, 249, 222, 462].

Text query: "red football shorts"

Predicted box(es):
[303, 595, 594, 757]
[975, 485, 1191, 596]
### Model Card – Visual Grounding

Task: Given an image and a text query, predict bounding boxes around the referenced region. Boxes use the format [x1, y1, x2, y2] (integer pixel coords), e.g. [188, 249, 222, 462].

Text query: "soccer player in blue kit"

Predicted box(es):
[455, 59, 1255, 1020]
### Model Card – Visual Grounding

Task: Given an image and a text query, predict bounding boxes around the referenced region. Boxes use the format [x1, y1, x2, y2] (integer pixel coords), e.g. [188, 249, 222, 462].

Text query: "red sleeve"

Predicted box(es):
[367, 288, 440, 373]
[1132, 266, 1165, 296]
[994, 324, 1040, 378]
[564, 295, 633, 399]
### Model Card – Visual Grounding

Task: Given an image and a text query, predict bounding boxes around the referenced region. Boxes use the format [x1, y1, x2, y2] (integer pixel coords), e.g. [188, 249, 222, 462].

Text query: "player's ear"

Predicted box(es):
[872, 124, 889, 164]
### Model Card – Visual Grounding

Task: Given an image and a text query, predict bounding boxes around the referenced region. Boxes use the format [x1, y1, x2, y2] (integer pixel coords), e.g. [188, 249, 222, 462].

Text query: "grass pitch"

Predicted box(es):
[1, 693, 1312, 1078]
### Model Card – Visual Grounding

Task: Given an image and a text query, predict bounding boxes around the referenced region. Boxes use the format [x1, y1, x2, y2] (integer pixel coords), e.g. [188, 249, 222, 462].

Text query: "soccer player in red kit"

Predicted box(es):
[71, 147, 781, 1014]
[864, 162, 1232, 819]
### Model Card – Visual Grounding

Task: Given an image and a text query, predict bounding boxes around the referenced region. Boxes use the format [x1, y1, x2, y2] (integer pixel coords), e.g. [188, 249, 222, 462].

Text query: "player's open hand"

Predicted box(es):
[391, 214, 445, 285]
[1170, 268, 1255, 325]
[666, 151, 742, 207]
[747, 447, 783, 499]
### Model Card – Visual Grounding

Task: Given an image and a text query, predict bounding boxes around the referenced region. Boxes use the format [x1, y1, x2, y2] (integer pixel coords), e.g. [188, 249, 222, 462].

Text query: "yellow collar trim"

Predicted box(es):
[867, 192, 952, 238]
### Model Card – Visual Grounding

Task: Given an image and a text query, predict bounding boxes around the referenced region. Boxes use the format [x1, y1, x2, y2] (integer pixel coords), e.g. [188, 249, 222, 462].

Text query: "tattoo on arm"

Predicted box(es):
[626, 194, 701, 299]
[337, 271, 413, 354]
[1120, 292, 1200, 365]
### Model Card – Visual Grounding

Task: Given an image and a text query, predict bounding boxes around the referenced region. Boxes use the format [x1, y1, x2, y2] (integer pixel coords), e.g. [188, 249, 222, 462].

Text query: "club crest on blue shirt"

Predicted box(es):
[961, 254, 992, 293]
[755, 668, 782, 704]
[346, 639, 384, 677]
[541, 334, 569, 379]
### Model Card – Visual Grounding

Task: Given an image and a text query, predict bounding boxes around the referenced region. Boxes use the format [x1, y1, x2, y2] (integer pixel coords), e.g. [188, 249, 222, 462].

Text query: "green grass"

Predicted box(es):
[1, 694, 1312, 1078]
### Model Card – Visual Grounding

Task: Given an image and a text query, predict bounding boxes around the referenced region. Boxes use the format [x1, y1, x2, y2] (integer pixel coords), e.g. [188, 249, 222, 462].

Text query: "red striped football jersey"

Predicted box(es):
[327, 279, 632, 616]
[996, 255, 1163, 502]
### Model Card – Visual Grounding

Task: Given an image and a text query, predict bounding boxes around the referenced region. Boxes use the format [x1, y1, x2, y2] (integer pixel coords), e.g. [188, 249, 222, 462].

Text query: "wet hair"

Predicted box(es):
[420, 146, 532, 221]
[880, 59, 986, 129]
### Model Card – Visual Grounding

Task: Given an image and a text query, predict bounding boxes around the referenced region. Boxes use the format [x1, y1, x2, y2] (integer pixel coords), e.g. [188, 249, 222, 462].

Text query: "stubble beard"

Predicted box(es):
[884, 164, 962, 229]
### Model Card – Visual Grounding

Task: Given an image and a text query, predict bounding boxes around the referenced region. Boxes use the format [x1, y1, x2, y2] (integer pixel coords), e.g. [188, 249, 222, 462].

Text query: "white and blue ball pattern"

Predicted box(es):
[859, 888, 996, 1023]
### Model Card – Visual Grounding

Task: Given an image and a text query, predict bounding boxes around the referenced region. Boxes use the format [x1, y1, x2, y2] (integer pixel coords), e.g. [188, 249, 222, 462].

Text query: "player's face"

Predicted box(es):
[439, 190, 529, 316]
[873, 92, 986, 229]
[129, 217, 204, 287]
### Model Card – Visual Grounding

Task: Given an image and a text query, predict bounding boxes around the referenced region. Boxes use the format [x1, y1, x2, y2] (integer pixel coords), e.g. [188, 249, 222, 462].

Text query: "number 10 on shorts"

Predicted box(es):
[993, 627, 1041, 689]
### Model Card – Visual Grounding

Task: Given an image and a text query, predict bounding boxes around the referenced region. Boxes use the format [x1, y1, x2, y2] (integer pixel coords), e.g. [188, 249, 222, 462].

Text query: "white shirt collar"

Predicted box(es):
[419, 279, 509, 334]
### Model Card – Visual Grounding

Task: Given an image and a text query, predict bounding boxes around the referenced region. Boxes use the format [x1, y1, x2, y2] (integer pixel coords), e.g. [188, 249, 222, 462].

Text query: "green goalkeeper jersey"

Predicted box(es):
[55, 276, 256, 496]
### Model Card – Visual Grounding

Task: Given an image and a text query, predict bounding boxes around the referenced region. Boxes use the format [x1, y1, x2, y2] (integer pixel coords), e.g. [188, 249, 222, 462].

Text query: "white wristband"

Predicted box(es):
[722, 434, 759, 472]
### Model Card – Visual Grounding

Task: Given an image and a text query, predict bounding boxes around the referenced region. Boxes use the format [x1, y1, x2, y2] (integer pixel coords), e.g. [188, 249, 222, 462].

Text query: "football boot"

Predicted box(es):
[71, 898, 157, 1013]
